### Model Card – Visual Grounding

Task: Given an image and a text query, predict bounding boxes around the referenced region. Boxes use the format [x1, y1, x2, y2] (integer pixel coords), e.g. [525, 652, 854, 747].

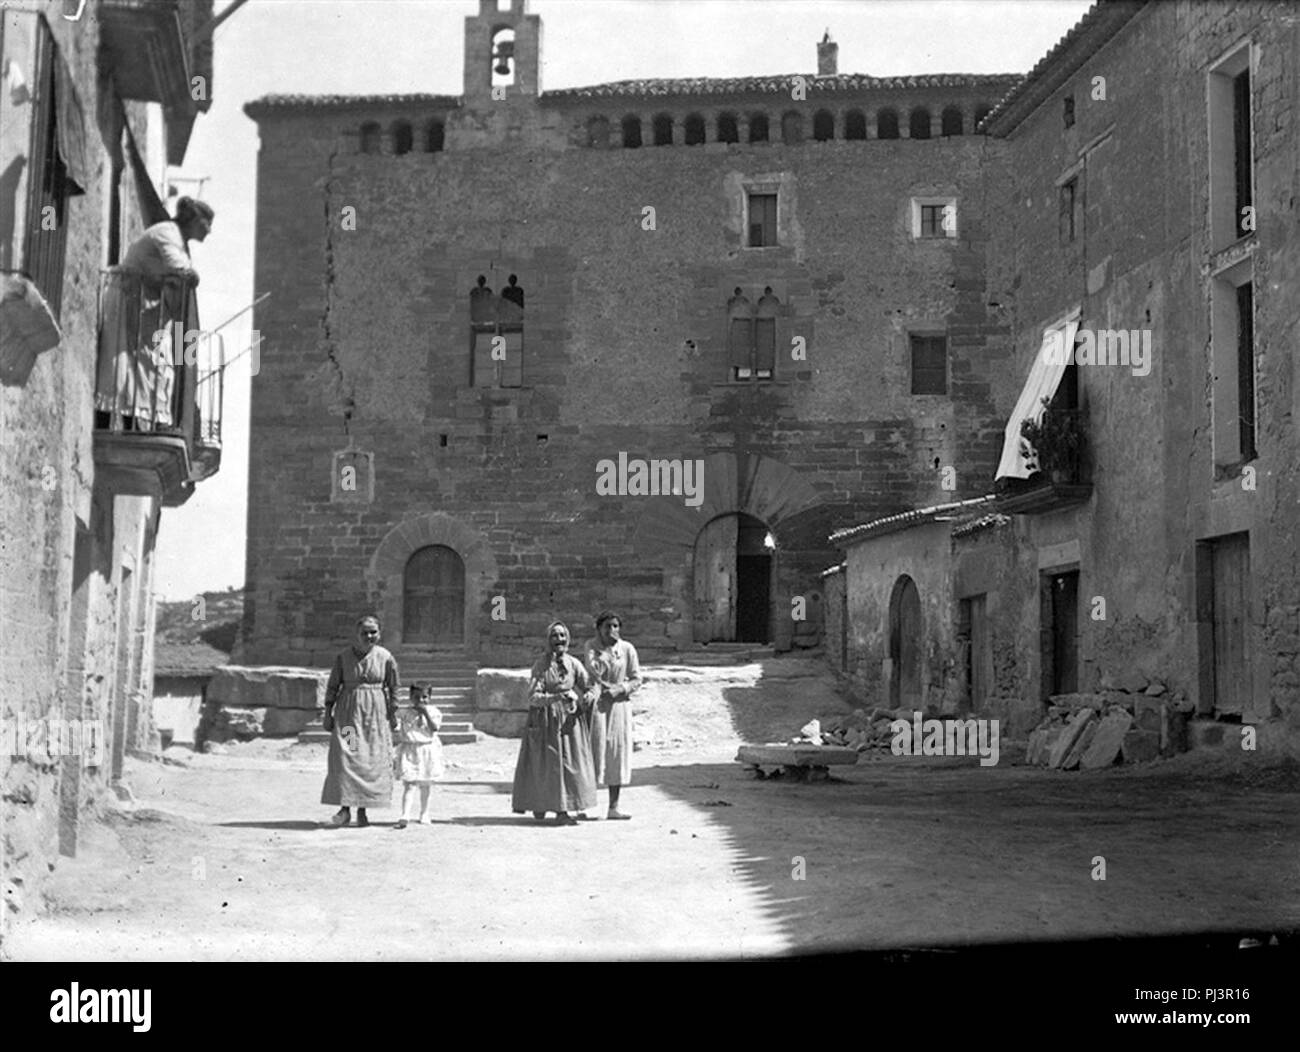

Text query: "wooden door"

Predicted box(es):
[694, 516, 738, 642]
[1211, 534, 1250, 714]
[403, 546, 465, 645]
[889, 576, 922, 708]
[1049, 571, 1079, 695]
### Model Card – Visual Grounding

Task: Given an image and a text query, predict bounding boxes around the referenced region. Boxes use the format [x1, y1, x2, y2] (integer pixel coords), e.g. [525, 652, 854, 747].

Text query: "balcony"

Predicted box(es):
[93, 271, 224, 507]
[995, 408, 1092, 515]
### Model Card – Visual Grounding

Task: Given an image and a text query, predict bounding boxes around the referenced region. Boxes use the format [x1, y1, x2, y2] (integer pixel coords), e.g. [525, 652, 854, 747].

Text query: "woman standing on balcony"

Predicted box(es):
[94, 197, 214, 431]
[321, 615, 399, 828]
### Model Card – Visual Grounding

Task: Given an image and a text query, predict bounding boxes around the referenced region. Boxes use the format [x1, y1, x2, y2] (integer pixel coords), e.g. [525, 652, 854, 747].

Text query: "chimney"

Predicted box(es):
[817, 30, 838, 77]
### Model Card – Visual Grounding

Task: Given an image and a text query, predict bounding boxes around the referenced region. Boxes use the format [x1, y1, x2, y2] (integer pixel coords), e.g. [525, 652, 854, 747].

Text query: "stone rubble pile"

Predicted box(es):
[788, 709, 904, 752]
[1025, 676, 1192, 770]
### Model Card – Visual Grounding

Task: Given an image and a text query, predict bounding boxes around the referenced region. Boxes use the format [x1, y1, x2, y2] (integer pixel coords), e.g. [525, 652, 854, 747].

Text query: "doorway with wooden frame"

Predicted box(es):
[888, 574, 922, 708]
[693, 513, 773, 643]
[403, 545, 465, 646]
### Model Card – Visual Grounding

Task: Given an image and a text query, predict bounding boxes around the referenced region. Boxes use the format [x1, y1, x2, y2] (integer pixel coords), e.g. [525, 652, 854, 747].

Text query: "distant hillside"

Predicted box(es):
[156, 587, 244, 652]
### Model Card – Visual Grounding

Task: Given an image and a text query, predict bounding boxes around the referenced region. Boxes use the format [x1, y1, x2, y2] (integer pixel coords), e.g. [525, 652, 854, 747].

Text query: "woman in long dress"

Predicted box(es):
[95, 196, 214, 431]
[321, 615, 398, 827]
[510, 622, 598, 825]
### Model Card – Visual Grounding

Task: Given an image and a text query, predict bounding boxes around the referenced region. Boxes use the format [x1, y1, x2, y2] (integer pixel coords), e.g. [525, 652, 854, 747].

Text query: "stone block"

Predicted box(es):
[476, 668, 531, 711]
[208, 665, 329, 710]
[202, 705, 266, 743]
[1049, 709, 1096, 768]
[1080, 711, 1133, 769]
[262, 706, 321, 737]
[1144, 681, 1167, 697]
[1027, 724, 1065, 766]
[1061, 720, 1098, 770]
[1051, 693, 1103, 713]
[1133, 697, 1163, 733]
[1160, 705, 1189, 756]
[1117, 669, 1149, 693]
[1120, 729, 1160, 764]
[474, 710, 528, 737]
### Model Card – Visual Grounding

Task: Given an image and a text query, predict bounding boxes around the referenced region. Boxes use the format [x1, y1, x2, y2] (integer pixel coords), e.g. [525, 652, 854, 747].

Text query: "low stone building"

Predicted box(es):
[153, 642, 229, 747]
[826, 0, 1300, 756]
[1, 0, 223, 938]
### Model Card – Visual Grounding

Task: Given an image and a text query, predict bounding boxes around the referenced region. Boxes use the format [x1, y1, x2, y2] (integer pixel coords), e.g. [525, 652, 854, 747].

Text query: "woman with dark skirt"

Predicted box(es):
[510, 622, 598, 825]
[321, 615, 398, 827]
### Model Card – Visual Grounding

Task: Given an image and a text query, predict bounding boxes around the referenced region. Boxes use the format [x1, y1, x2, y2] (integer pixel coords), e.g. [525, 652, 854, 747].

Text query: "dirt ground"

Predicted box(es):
[6, 655, 1299, 961]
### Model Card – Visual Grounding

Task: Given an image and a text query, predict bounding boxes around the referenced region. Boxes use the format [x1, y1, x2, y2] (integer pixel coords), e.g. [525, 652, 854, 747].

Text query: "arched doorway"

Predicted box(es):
[403, 545, 465, 645]
[889, 575, 922, 707]
[693, 513, 772, 643]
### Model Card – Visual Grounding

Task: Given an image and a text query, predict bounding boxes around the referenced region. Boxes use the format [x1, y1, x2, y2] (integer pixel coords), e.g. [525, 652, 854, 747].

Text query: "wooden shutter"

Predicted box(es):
[499, 329, 523, 387]
[910, 335, 947, 394]
[754, 318, 775, 375]
[728, 317, 753, 375]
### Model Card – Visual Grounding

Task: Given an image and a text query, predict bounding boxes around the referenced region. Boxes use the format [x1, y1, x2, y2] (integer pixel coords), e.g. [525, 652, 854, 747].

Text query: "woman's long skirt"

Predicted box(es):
[589, 698, 633, 787]
[511, 703, 597, 814]
[320, 683, 394, 807]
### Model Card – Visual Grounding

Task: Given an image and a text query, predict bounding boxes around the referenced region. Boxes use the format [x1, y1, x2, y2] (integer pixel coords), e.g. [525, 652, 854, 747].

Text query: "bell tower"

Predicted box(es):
[463, 0, 542, 105]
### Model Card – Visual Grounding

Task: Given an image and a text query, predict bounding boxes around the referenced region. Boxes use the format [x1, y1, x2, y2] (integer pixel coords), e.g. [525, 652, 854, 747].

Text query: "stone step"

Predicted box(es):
[296, 721, 482, 746]
[402, 674, 477, 685]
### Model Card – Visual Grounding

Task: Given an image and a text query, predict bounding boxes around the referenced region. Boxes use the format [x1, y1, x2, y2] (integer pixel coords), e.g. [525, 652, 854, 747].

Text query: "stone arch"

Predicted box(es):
[629, 451, 823, 558]
[367, 513, 499, 651]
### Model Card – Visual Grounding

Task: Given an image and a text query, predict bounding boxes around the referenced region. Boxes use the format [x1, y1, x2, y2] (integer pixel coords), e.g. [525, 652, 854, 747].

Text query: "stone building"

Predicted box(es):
[824, 0, 1300, 751]
[1, 0, 223, 934]
[241, 0, 1019, 671]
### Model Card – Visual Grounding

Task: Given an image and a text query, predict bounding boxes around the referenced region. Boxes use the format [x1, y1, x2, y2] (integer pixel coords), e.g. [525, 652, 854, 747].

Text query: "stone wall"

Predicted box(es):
[975, 0, 1300, 737]
[1, 1, 179, 940]
[242, 85, 1011, 665]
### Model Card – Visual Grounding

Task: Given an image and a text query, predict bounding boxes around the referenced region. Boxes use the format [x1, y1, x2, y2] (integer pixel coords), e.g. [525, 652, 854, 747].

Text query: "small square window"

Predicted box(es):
[747, 193, 778, 247]
[911, 198, 956, 239]
[910, 334, 947, 394]
[1063, 96, 1075, 128]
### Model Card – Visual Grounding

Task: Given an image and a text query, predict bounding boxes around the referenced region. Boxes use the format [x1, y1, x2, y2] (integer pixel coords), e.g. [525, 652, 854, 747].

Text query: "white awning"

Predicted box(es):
[995, 311, 1081, 480]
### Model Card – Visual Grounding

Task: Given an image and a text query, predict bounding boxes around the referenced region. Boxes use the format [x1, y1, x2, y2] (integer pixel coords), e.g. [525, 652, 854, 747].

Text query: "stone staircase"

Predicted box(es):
[297, 648, 481, 745]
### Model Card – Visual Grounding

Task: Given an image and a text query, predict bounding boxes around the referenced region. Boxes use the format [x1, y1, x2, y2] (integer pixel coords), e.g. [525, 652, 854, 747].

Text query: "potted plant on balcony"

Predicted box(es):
[1019, 397, 1084, 484]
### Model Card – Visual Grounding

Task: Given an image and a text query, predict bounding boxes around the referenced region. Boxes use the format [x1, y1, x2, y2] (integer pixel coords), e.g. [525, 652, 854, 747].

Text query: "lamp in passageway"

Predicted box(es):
[764, 532, 776, 551]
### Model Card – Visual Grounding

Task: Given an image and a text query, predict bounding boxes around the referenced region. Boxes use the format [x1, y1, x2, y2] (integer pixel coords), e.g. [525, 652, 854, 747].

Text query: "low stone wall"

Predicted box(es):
[198, 666, 329, 744]
[475, 668, 531, 737]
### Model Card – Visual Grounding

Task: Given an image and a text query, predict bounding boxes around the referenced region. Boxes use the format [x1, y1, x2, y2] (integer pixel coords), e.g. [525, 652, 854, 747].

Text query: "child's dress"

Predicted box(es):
[395, 706, 444, 782]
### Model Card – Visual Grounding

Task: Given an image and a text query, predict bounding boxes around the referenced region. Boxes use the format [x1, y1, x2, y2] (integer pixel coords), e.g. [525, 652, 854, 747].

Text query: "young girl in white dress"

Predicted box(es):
[394, 687, 444, 828]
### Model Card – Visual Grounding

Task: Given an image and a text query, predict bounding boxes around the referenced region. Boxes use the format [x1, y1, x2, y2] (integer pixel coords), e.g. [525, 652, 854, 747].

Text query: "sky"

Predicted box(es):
[152, 0, 1093, 601]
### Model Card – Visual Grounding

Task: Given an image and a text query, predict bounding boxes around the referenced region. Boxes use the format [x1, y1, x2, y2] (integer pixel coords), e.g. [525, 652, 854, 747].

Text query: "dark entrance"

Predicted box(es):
[888, 575, 922, 707]
[693, 513, 772, 643]
[1041, 569, 1079, 698]
[403, 545, 465, 645]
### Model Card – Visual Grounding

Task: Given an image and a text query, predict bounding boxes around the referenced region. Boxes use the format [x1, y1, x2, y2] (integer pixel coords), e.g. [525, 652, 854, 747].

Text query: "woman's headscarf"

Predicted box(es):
[546, 621, 570, 669]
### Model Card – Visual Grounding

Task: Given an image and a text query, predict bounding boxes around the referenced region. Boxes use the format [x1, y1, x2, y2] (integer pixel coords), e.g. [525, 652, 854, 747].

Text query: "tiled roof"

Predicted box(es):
[244, 94, 461, 118]
[979, 0, 1147, 135]
[820, 562, 847, 579]
[545, 72, 1021, 100]
[154, 642, 228, 679]
[951, 512, 1012, 538]
[829, 495, 999, 546]
[244, 71, 1021, 119]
